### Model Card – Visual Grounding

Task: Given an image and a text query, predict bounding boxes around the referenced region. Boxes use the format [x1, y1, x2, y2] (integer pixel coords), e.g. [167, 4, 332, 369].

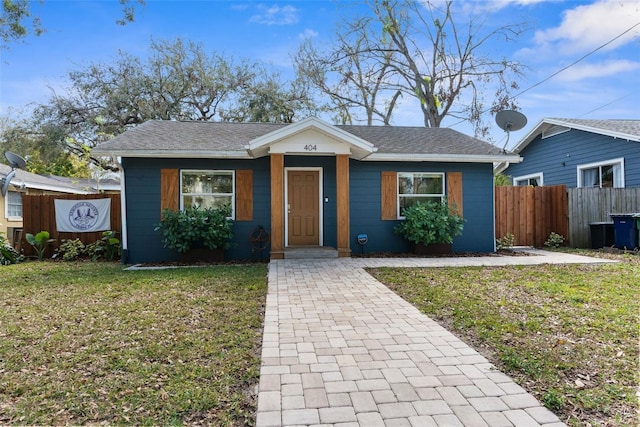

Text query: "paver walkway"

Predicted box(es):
[256, 250, 614, 427]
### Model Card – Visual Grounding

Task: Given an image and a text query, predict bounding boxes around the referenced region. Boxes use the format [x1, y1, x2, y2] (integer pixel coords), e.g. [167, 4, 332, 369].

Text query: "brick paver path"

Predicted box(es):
[256, 250, 613, 426]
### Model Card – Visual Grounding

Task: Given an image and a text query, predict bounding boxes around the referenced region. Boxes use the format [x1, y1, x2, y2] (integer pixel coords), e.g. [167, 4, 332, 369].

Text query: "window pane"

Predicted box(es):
[398, 176, 413, 194]
[601, 165, 614, 188]
[414, 175, 443, 194]
[182, 172, 233, 194]
[7, 191, 22, 217]
[398, 174, 443, 195]
[581, 168, 598, 187]
[211, 173, 233, 193]
[183, 195, 232, 210]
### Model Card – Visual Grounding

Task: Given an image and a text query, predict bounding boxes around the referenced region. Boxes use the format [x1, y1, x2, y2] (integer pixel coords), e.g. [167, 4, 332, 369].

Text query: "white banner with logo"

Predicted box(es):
[54, 198, 111, 232]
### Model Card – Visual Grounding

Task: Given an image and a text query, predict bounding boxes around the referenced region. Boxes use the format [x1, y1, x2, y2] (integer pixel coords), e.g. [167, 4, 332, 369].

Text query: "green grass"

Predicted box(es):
[0, 262, 267, 426]
[369, 252, 639, 427]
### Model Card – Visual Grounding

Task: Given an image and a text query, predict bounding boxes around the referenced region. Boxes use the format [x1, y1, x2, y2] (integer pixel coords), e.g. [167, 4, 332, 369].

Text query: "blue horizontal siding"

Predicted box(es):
[122, 157, 271, 264]
[122, 156, 496, 263]
[350, 161, 495, 254]
[505, 130, 640, 188]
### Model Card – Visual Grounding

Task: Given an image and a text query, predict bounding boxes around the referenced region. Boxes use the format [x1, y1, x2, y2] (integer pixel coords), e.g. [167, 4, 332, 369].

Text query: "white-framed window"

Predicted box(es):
[577, 158, 625, 188]
[5, 191, 22, 219]
[397, 172, 445, 218]
[513, 173, 543, 187]
[180, 170, 235, 217]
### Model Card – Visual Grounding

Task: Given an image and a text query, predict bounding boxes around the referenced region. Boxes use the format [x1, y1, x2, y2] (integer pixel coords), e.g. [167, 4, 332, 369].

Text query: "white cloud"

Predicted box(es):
[535, 0, 640, 54]
[299, 28, 318, 40]
[459, 0, 554, 14]
[249, 4, 299, 26]
[553, 59, 640, 81]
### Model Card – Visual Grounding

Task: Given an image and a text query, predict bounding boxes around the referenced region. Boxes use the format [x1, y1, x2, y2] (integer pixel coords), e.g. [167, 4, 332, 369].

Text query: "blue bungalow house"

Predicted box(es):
[93, 117, 521, 263]
[499, 118, 640, 188]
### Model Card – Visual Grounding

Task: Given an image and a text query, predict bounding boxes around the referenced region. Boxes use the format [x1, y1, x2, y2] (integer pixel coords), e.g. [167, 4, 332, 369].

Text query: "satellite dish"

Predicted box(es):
[496, 110, 528, 152]
[5, 151, 27, 169]
[1, 151, 27, 197]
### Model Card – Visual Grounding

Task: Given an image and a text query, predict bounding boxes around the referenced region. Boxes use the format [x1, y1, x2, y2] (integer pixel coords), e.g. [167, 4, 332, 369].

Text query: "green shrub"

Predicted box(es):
[544, 232, 565, 248]
[25, 231, 55, 261]
[394, 199, 464, 245]
[155, 205, 235, 253]
[496, 233, 516, 250]
[0, 232, 23, 265]
[85, 231, 121, 261]
[58, 238, 86, 261]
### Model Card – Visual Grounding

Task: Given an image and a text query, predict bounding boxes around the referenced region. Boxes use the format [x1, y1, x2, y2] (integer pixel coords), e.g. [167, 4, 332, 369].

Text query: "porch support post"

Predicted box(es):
[270, 153, 285, 259]
[336, 154, 351, 257]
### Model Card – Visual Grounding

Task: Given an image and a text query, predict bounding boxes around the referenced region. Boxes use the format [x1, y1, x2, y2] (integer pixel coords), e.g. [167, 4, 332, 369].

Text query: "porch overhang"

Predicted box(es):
[246, 117, 377, 160]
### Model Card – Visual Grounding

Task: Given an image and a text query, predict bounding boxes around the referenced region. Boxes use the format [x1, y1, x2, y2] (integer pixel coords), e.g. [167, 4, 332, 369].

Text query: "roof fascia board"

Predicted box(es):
[365, 153, 522, 163]
[92, 150, 252, 159]
[12, 180, 94, 194]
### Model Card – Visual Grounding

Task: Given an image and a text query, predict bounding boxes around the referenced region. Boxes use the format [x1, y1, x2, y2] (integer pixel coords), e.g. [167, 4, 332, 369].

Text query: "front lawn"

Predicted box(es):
[0, 262, 267, 426]
[369, 252, 639, 427]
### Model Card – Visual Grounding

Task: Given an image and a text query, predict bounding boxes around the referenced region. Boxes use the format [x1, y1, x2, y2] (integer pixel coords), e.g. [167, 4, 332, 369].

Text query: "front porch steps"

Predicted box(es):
[284, 246, 339, 259]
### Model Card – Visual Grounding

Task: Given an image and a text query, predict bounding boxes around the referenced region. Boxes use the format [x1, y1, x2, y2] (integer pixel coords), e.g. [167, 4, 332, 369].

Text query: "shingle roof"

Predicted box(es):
[0, 164, 94, 194]
[93, 119, 512, 161]
[545, 118, 640, 139]
[339, 125, 504, 156]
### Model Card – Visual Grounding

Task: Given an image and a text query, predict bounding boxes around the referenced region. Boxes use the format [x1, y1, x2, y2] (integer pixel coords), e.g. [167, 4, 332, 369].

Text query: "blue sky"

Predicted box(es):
[1, 0, 639, 148]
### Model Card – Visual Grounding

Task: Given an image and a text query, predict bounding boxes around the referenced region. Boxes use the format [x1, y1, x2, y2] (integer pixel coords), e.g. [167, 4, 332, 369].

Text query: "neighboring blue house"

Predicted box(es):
[93, 118, 521, 263]
[499, 118, 640, 188]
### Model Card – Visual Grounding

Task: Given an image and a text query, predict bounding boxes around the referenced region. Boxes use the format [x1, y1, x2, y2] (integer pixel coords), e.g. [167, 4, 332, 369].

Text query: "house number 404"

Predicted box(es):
[304, 144, 317, 152]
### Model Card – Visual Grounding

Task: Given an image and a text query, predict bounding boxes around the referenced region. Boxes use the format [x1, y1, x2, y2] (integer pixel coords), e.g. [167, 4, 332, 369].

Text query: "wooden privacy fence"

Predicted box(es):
[495, 185, 569, 247]
[568, 188, 640, 248]
[21, 194, 121, 257]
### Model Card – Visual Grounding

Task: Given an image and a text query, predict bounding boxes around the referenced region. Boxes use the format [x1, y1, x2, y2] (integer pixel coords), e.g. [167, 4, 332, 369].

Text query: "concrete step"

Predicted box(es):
[284, 246, 338, 259]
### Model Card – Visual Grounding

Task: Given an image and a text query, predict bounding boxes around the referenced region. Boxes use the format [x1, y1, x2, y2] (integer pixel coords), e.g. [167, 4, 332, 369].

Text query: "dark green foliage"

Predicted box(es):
[0, 232, 23, 265]
[394, 199, 464, 245]
[544, 232, 565, 248]
[25, 230, 55, 261]
[155, 205, 235, 253]
[57, 238, 86, 261]
[496, 233, 516, 250]
[85, 231, 121, 261]
[57, 231, 120, 261]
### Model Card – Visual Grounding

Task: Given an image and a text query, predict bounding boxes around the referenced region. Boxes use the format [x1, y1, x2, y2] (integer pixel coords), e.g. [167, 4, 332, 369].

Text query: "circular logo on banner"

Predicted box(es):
[68, 201, 99, 231]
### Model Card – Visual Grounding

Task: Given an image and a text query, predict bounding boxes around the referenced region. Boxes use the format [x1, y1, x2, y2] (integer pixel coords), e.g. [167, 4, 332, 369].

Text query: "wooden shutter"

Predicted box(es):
[447, 172, 463, 215]
[381, 171, 397, 220]
[235, 170, 253, 221]
[160, 169, 179, 215]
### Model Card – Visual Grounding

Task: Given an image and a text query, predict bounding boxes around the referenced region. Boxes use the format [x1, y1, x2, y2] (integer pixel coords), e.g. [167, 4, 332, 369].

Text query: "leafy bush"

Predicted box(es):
[85, 231, 121, 261]
[155, 205, 235, 253]
[0, 232, 23, 265]
[544, 232, 565, 248]
[394, 199, 464, 245]
[56, 232, 120, 262]
[26, 231, 55, 261]
[496, 233, 516, 250]
[58, 238, 86, 261]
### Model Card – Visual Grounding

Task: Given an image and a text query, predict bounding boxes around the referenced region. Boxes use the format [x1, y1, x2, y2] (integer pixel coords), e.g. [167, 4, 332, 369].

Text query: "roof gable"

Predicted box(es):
[247, 117, 376, 160]
[512, 118, 640, 154]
